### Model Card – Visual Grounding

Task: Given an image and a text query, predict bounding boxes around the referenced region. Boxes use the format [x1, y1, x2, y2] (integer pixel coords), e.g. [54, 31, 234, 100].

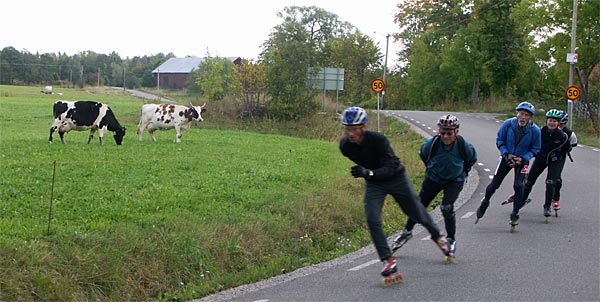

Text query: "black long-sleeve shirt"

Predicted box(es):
[339, 131, 405, 180]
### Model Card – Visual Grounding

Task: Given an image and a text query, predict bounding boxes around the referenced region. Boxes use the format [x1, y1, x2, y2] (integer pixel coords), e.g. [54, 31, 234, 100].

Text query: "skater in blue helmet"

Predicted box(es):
[339, 107, 451, 284]
[519, 109, 573, 220]
[552, 111, 578, 210]
[393, 114, 477, 262]
[475, 102, 541, 227]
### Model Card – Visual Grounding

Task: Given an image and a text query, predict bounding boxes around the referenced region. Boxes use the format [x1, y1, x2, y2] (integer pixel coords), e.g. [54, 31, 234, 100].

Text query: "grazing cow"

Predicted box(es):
[137, 103, 206, 143]
[49, 100, 127, 145]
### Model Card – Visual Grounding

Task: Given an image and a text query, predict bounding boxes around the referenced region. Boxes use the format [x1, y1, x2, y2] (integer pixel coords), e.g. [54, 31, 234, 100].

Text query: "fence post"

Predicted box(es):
[47, 160, 56, 235]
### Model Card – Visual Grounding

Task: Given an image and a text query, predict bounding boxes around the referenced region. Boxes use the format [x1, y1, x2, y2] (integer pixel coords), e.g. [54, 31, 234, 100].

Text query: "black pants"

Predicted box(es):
[552, 157, 567, 202]
[364, 172, 442, 261]
[405, 178, 464, 240]
[523, 157, 565, 208]
[484, 157, 528, 213]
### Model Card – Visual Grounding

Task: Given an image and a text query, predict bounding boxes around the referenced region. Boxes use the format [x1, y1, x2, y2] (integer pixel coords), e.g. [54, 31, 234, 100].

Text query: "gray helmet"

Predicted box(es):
[437, 114, 460, 129]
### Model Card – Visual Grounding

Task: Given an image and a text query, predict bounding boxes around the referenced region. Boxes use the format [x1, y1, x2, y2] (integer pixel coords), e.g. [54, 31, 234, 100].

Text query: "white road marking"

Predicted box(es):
[484, 168, 490, 172]
[477, 162, 484, 166]
[462, 212, 475, 219]
[489, 175, 494, 179]
[420, 235, 431, 241]
[347, 259, 380, 271]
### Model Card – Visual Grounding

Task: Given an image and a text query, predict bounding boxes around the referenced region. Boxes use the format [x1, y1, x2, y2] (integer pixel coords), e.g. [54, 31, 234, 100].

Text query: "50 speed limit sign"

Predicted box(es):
[371, 78, 385, 93]
[566, 86, 580, 101]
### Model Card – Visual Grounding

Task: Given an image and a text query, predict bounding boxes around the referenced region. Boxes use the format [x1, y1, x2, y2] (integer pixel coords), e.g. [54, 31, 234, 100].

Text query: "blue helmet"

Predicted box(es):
[515, 101, 535, 115]
[341, 107, 368, 125]
[559, 110, 569, 125]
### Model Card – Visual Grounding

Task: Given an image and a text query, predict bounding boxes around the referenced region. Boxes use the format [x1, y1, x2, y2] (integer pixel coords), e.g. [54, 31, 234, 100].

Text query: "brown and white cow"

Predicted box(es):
[137, 103, 206, 143]
[49, 100, 126, 145]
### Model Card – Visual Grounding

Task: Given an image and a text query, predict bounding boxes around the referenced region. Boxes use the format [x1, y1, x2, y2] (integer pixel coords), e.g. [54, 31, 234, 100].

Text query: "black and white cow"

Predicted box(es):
[137, 103, 206, 143]
[49, 100, 126, 145]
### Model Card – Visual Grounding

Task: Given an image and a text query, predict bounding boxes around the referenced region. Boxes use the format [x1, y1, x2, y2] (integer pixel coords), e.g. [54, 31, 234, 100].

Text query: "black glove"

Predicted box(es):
[502, 154, 514, 166]
[351, 165, 372, 178]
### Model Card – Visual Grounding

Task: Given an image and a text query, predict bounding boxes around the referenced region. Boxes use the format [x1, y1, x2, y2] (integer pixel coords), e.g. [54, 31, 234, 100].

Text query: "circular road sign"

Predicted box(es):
[566, 86, 581, 101]
[371, 78, 385, 93]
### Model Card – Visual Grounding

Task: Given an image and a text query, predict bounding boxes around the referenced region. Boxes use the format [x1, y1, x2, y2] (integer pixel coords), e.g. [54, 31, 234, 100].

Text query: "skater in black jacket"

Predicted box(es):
[339, 107, 450, 285]
[521, 109, 572, 220]
[552, 111, 578, 210]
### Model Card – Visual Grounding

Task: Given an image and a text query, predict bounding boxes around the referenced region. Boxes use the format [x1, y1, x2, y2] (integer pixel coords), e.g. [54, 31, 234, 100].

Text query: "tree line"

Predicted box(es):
[1, 1, 598, 121]
[0, 47, 172, 89]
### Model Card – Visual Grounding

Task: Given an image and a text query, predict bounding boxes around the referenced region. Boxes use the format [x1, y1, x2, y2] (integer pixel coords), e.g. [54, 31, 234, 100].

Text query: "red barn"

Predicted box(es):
[152, 56, 241, 90]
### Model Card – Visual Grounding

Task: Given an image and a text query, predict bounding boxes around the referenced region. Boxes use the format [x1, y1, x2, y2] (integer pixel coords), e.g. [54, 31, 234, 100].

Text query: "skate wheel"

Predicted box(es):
[555, 210, 559, 217]
[382, 273, 403, 287]
[444, 256, 457, 265]
[544, 217, 549, 224]
[510, 225, 517, 233]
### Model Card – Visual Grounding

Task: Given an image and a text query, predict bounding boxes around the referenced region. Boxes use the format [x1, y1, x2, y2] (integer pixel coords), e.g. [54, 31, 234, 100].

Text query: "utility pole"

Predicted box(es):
[157, 69, 160, 97]
[381, 34, 390, 110]
[568, 0, 578, 130]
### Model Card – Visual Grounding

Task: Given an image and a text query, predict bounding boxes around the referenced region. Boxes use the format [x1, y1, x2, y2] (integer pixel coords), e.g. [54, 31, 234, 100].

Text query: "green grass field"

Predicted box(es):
[0, 85, 423, 301]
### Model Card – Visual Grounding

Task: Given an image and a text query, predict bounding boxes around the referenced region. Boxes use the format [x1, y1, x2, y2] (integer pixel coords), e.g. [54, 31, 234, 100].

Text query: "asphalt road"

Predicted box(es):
[197, 110, 600, 302]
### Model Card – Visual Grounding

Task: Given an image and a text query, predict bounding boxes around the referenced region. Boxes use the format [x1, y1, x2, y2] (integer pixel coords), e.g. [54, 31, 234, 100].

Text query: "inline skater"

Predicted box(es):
[519, 109, 571, 221]
[551, 110, 578, 214]
[475, 102, 541, 229]
[393, 114, 477, 263]
[339, 107, 450, 285]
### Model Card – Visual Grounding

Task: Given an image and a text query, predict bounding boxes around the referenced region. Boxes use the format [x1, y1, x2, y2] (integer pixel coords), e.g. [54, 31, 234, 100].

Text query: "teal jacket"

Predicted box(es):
[419, 136, 477, 184]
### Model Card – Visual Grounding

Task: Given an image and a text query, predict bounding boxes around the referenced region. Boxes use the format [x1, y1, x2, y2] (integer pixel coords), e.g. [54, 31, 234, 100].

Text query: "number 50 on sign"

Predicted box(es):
[371, 78, 385, 93]
[566, 86, 580, 101]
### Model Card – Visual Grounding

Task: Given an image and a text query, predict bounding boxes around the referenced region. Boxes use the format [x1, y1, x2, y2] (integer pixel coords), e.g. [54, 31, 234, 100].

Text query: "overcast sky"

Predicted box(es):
[1, 0, 402, 65]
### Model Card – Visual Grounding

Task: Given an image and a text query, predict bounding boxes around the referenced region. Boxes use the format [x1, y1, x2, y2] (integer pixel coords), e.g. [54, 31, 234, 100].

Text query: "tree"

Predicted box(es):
[328, 31, 380, 105]
[260, 6, 357, 120]
[235, 59, 268, 117]
[477, 0, 524, 102]
[194, 56, 239, 101]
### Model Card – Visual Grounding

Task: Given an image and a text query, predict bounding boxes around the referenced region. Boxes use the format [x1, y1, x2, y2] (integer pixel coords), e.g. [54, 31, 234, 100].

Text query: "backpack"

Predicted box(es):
[424, 135, 475, 177]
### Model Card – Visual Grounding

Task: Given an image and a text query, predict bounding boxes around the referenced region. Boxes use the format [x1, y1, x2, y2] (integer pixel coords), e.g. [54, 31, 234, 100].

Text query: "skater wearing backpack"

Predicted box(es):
[517, 109, 572, 220]
[392, 114, 477, 262]
[475, 102, 541, 227]
[339, 107, 451, 285]
[552, 110, 578, 211]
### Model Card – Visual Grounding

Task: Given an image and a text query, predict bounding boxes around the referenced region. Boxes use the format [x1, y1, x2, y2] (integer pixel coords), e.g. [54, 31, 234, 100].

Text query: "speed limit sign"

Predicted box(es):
[371, 78, 385, 93]
[566, 86, 580, 101]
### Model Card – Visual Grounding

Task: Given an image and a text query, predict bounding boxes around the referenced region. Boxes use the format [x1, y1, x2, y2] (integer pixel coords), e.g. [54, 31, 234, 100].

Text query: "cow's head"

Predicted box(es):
[187, 103, 206, 125]
[113, 127, 126, 145]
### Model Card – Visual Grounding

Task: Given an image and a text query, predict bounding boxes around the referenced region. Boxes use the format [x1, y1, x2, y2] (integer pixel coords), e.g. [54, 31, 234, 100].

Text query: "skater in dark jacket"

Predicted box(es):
[393, 115, 477, 261]
[339, 107, 450, 283]
[475, 101, 541, 226]
[521, 109, 572, 219]
[552, 111, 578, 210]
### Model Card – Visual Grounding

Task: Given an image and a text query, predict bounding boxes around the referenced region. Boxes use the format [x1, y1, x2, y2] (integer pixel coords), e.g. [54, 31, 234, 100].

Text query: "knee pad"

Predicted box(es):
[440, 204, 454, 219]
[545, 179, 555, 186]
[555, 178, 562, 186]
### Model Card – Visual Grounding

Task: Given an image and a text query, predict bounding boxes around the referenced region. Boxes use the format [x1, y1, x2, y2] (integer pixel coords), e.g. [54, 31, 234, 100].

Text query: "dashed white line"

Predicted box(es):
[347, 259, 379, 271]
[462, 212, 475, 219]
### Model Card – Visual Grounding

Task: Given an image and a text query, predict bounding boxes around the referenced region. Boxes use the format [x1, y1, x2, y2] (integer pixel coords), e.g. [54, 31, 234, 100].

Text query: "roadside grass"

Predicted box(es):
[0, 85, 421, 301]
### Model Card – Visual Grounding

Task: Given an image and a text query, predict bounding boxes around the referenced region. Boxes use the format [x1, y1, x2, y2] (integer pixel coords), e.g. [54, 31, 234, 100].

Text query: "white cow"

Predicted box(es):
[137, 103, 206, 143]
